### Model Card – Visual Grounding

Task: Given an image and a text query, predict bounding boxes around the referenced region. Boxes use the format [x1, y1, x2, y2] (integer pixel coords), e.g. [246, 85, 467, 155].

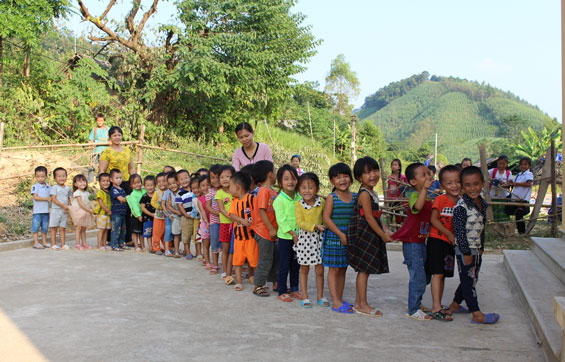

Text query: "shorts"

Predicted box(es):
[49, 208, 68, 228]
[130, 215, 143, 234]
[219, 223, 232, 243]
[233, 237, 259, 267]
[193, 219, 200, 240]
[230, 233, 234, 254]
[171, 215, 182, 236]
[181, 217, 195, 244]
[143, 220, 153, 238]
[199, 220, 210, 240]
[96, 214, 112, 230]
[32, 213, 49, 234]
[164, 216, 172, 242]
[425, 237, 455, 278]
[210, 223, 221, 252]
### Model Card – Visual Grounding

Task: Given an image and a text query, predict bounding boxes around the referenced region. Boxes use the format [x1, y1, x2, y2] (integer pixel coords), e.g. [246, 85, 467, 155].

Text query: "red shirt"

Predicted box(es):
[429, 194, 458, 243]
[392, 191, 432, 243]
[252, 186, 278, 241]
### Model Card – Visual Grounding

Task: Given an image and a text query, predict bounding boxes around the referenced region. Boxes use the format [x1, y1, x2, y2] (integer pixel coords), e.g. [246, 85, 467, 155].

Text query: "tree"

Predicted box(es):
[511, 127, 562, 161]
[324, 54, 359, 116]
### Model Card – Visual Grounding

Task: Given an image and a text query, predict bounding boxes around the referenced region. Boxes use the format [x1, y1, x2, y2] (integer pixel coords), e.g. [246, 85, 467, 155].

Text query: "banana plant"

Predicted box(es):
[512, 127, 562, 160]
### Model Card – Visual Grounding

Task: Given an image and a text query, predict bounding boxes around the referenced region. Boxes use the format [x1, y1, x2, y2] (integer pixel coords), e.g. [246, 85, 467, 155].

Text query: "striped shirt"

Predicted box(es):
[229, 194, 255, 241]
[176, 187, 194, 214]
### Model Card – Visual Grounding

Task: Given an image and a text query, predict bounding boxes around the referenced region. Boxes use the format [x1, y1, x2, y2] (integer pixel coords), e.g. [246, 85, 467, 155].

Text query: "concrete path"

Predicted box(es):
[0, 238, 545, 362]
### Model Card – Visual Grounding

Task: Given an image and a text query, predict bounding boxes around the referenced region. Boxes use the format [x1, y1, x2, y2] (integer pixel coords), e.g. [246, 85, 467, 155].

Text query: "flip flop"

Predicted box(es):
[289, 291, 304, 300]
[430, 310, 453, 322]
[234, 283, 243, 291]
[331, 302, 354, 314]
[278, 294, 293, 302]
[471, 313, 500, 324]
[253, 286, 270, 297]
[355, 307, 382, 317]
[301, 299, 313, 308]
[225, 276, 235, 285]
[317, 298, 330, 307]
[451, 306, 470, 314]
[33, 245, 45, 249]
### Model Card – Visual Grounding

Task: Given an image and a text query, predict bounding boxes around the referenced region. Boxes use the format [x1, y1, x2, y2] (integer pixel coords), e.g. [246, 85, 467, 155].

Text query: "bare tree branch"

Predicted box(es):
[100, 0, 116, 20]
[135, 0, 159, 43]
[125, 1, 141, 36]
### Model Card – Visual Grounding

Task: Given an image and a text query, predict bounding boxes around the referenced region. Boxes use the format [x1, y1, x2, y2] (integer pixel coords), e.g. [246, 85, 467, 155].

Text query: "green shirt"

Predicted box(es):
[215, 189, 233, 224]
[126, 189, 146, 218]
[273, 191, 301, 240]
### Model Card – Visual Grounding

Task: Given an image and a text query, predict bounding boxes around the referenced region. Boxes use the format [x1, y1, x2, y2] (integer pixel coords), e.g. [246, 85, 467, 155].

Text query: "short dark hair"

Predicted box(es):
[219, 165, 235, 177]
[108, 126, 122, 137]
[190, 177, 200, 187]
[277, 164, 298, 188]
[252, 161, 274, 184]
[156, 172, 167, 180]
[438, 165, 460, 183]
[198, 174, 210, 184]
[405, 163, 425, 183]
[461, 157, 472, 164]
[163, 165, 175, 172]
[353, 156, 380, 181]
[455, 163, 462, 169]
[98, 172, 110, 181]
[209, 164, 222, 175]
[297, 172, 320, 191]
[143, 175, 156, 185]
[520, 157, 532, 167]
[428, 165, 436, 174]
[460, 165, 484, 182]
[176, 169, 190, 181]
[53, 167, 67, 177]
[109, 168, 121, 178]
[95, 113, 105, 120]
[231, 171, 251, 192]
[240, 164, 254, 177]
[129, 174, 142, 187]
[497, 155, 509, 163]
[195, 168, 208, 176]
[235, 122, 253, 134]
[166, 171, 177, 181]
[328, 162, 352, 182]
[34, 166, 47, 175]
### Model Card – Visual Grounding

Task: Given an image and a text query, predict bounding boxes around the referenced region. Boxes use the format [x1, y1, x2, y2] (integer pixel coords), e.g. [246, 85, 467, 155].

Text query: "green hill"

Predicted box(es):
[358, 72, 557, 162]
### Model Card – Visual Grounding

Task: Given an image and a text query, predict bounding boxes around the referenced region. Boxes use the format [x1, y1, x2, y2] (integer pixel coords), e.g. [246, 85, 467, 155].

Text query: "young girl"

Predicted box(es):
[197, 175, 212, 268]
[126, 174, 146, 252]
[69, 174, 95, 250]
[488, 155, 514, 221]
[294, 172, 328, 308]
[323, 163, 356, 313]
[95, 173, 112, 250]
[190, 177, 203, 260]
[291, 154, 304, 176]
[206, 164, 223, 274]
[506, 157, 533, 234]
[387, 158, 407, 225]
[215, 165, 235, 282]
[273, 164, 301, 302]
[347, 157, 391, 317]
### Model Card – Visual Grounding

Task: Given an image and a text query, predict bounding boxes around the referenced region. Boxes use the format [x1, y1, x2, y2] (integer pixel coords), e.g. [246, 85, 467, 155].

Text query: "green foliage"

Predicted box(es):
[511, 127, 562, 161]
[15, 177, 33, 209]
[325, 54, 359, 116]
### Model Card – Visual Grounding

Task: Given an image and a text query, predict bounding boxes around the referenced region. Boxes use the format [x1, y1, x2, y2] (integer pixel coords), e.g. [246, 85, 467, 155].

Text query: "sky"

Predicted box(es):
[68, 0, 562, 120]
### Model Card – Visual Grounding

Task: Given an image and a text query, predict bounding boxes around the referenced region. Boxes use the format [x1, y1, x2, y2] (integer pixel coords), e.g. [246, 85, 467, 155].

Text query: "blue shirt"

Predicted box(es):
[31, 182, 51, 214]
[89, 126, 109, 154]
[110, 186, 128, 215]
[428, 180, 441, 200]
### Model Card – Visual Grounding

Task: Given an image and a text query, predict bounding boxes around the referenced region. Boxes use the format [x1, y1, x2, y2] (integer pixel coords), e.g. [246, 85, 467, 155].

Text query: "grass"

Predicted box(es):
[484, 216, 555, 253]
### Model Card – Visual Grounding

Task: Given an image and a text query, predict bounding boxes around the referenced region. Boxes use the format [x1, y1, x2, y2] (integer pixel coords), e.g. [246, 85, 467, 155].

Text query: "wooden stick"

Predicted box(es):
[0, 122, 4, 158]
[139, 144, 229, 162]
[0, 165, 90, 181]
[136, 125, 145, 175]
[527, 147, 552, 234]
[3, 141, 137, 150]
[551, 139, 558, 236]
[487, 201, 556, 208]
[263, 119, 275, 146]
[479, 144, 494, 221]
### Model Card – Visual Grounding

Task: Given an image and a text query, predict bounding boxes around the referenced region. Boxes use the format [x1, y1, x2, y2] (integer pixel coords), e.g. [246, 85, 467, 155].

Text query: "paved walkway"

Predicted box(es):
[0, 238, 545, 362]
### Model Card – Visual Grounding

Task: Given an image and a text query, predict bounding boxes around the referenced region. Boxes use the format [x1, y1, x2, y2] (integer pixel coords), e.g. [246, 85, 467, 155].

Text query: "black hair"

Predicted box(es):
[438, 165, 460, 183]
[297, 172, 320, 191]
[391, 158, 402, 176]
[428, 165, 436, 174]
[252, 160, 275, 184]
[328, 162, 353, 182]
[34, 166, 47, 176]
[156, 172, 167, 180]
[405, 162, 425, 183]
[520, 157, 532, 167]
[219, 165, 235, 177]
[209, 164, 222, 175]
[190, 177, 200, 187]
[98, 172, 110, 181]
[195, 168, 209, 176]
[95, 113, 105, 120]
[177, 169, 190, 177]
[231, 171, 251, 192]
[235, 122, 253, 134]
[109, 168, 121, 178]
[143, 175, 156, 185]
[353, 156, 380, 181]
[163, 165, 175, 172]
[240, 163, 254, 176]
[129, 174, 142, 187]
[461, 157, 472, 165]
[166, 171, 177, 181]
[277, 164, 298, 188]
[108, 126, 123, 137]
[53, 167, 67, 177]
[198, 174, 210, 184]
[497, 155, 509, 164]
[460, 165, 484, 182]
[72, 173, 87, 192]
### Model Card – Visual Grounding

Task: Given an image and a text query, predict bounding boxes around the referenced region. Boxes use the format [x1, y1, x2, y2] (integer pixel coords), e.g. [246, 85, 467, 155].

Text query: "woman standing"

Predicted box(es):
[231, 122, 273, 171]
[98, 126, 135, 192]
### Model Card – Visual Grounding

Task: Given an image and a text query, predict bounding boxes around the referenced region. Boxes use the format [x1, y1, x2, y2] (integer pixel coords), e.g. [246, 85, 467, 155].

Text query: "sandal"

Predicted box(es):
[317, 298, 330, 307]
[164, 251, 174, 257]
[82, 245, 93, 249]
[407, 310, 432, 321]
[185, 254, 193, 260]
[205, 263, 213, 270]
[278, 294, 293, 303]
[253, 286, 270, 297]
[471, 313, 500, 324]
[451, 305, 470, 314]
[155, 250, 163, 255]
[33, 244, 45, 249]
[75, 245, 84, 250]
[225, 276, 235, 285]
[112, 247, 124, 252]
[210, 269, 218, 275]
[355, 308, 382, 317]
[301, 299, 313, 308]
[174, 253, 182, 258]
[196, 255, 203, 261]
[331, 302, 354, 314]
[430, 310, 453, 322]
[234, 283, 243, 291]
[289, 291, 304, 300]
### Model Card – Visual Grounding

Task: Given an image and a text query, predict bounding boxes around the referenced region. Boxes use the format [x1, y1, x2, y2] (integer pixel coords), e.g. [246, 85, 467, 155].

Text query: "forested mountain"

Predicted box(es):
[357, 72, 557, 162]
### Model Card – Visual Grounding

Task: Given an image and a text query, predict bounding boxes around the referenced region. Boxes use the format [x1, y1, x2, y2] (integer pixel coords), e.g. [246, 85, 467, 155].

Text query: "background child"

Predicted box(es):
[251, 160, 279, 297]
[488, 155, 513, 222]
[151, 172, 168, 254]
[240, 164, 257, 195]
[294, 172, 327, 308]
[176, 170, 196, 259]
[387, 159, 407, 225]
[461, 158, 473, 169]
[197, 175, 212, 268]
[323, 163, 356, 313]
[95, 173, 112, 250]
[206, 164, 222, 274]
[273, 164, 301, 302]
[165, 172, 182, 257]
[392, 163, 433, 320]
[31, 166, 51, 249]
[127, 174, 146, 252]
[216, 165, 235, 282]
[347, 157, 391, 317]
[109, 169, 128, 251]
[427, 166, 441, 200]
[140, 175, 156, 252]
[161, 171, 176, 253]
[506, 157, 533, 234]
[450, 166, 500, 324]
[290, 154, 304, 176]
[190, 177, 202, 260]
[69, 174, 95, 250]
[49, 167, 72, 250]
[426, 165, 461, 322]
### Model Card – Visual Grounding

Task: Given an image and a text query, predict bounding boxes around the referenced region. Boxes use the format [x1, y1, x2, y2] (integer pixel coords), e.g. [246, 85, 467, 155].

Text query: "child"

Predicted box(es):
[164, 172, 182, 257]
[387, 158, 407, 224]
[215, 165, 235, 282]
[426, 165, 461, 321]
[322, 163, 356, 313]
[151, 172, 168, 254]
[294, 172, 327, 308]
[126, 174, 146, 252]
[240, 164, 258, 195]
[163, 165, 175, 174]
[460, 158, 473, 169]
[190, 176, 202, 260]
[31, 166, 51, 249]
[197, 175, 212, 268]
[68, 174, 95, 250]
[290, 154, 304, 176]
[140, 175, 156, 251]
[49, 167, 72, 250]
[95, 173, 112, 250]
[109, 169, 128, 251]
[427, 166, 441, 200]
[449, 166, 500, 324]
[251, 160, 279, 297]
[176, 170, 196, 259]
[273, 164, 301, 302]
[506, 157, 533, 234]
[347, 157, 391, 317]
[206, 164, 223, 274]
[392, 163, 434, 320]
[228, 171, 258, 291]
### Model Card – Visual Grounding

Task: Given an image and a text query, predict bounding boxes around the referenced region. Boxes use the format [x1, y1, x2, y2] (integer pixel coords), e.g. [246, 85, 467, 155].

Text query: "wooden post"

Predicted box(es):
[333, 118, 336, 159]
[527, 147, 553, 234]
[551, 139, 558, 236]
[479, 144, 494, 222]
[136, 125, 145, 175]
[553, 297, 565, 362]
[307, 101, 314, 146]
[350, 114, 357, 165]
[0, 122, 4, 158]
[379, 157, 388, 199]
[264, 119, 274, 145]
[561, 0, 565, 235]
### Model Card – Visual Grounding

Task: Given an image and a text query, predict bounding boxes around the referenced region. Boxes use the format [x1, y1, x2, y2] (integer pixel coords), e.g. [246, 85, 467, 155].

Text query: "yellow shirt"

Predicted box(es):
[94, 189, 112, 215]
[100, 146, 132, 181]
[294, 197, 325, 232]
[151, 189, 166, 219]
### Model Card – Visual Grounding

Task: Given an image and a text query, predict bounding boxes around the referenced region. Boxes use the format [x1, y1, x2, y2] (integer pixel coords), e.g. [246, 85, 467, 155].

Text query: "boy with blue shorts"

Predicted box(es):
[31, 166, 51, 249]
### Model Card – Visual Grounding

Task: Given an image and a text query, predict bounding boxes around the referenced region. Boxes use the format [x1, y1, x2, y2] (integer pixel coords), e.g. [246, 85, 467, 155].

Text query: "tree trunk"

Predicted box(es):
[351, 114, 357, 164]
[23, 47, 30, 78]
[0, 36, 3, 87]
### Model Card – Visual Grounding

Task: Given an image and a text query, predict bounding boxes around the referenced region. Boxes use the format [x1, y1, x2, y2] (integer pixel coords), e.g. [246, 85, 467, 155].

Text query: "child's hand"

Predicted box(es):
[138, 216, 143, 222]
[448, 234, 455, 244]
[463, 255, 473, 265]
[339, 233, 348, 245]
[108, 211, 112, 216]
[292, 234, 298, 244]
[315, 224, 325, 232]
[424, 178, 434, 190]
[382, 233, 393, 243]
[269, 228, 277, 239]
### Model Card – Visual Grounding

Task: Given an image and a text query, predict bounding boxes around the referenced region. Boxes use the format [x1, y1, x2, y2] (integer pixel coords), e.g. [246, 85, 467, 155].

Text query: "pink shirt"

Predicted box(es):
[232, 143, 273, 171]
[206, 188, 220, 224]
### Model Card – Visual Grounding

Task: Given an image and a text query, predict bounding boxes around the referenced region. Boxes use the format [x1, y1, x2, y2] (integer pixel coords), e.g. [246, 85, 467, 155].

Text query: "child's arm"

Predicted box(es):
[161, 200, 172, 218]
[150, 192, 161, 210]
[322, 194, 347, 245]
[197, 199, 209, 226]
[176, 198, 190, 218]
[75, 195, 94, 214]
[453, 206, 472, 264]
[412, 180, 432, 212]
[166, 198, 181, 216]
[229, 213, 251, 226]
[358, 192, 392, 242]
[218, 203, 231, 220]
[259, 208, 277, 239]
[32, 193, 51, 202]
[98, 198, 111, 215]
[206, 198, 220, 216]
[430, 208, 454, 244]
[127, 194, 143, 220]
[51, 195, 69, 210]
[140, 202, 155, 219]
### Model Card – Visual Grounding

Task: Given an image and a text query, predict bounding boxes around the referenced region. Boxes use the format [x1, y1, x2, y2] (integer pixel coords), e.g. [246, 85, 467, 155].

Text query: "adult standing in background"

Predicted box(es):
[89, 113, 110, 160]
[231, 122, 273, 171]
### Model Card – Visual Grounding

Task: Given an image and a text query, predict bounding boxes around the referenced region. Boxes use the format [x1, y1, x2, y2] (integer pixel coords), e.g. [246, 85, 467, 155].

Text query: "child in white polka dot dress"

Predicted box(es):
[294, 172, 329, 309]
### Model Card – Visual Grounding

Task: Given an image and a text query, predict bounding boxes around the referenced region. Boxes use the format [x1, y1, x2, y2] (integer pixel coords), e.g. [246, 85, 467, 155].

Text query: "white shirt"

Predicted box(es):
[488, 168, 514, 199]
[73, 190, 91, 206]
[511, 170, 534, 202]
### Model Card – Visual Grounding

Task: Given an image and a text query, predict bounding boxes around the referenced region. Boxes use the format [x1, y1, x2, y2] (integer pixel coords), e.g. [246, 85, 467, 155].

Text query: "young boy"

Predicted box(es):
[190, 177, 203, 259]
[425, 165, 461, 321]
[449, 166, 500, 324]
[140, 175, 156, 252]
[95, 173, 112, 250]
[392, 162, 433, 320]
[109, 169, 128, 251]
[49, 167, 72, 250]
[427, 165, 441, 201]
[176, 170, 196, 259]
[31, 166, 51, 249]
[164, 172, 182, 257]
[151, 172, 168, 254]
[251, 160, 279, 297]
[229, 171, 258, 291]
